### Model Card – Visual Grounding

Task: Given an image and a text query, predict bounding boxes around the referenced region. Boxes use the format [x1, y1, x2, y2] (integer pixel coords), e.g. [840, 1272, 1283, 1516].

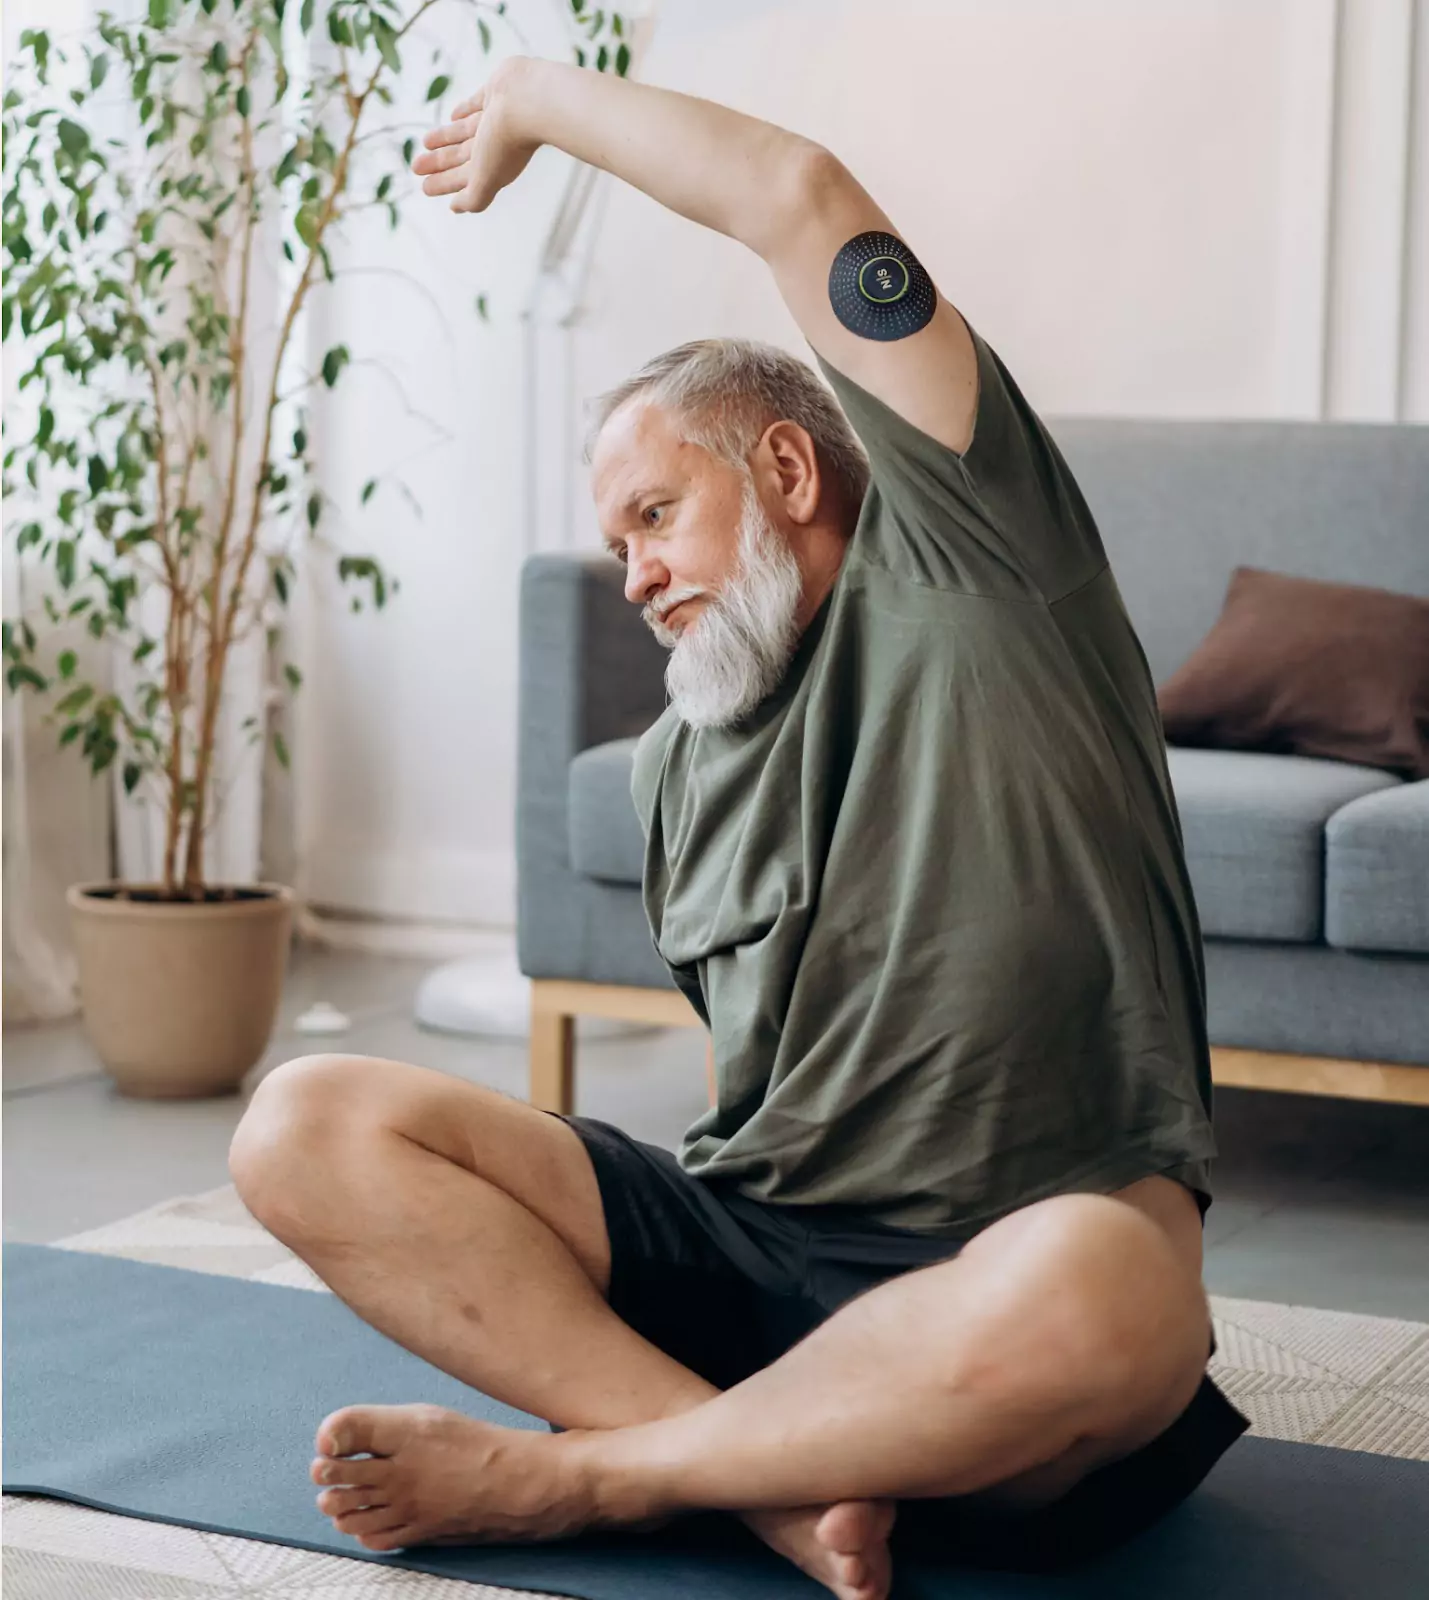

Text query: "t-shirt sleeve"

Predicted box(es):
[815, 326, 1107, 604]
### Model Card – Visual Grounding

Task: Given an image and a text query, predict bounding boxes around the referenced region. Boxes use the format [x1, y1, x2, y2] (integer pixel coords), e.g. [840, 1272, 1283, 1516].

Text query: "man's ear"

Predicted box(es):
[759, 420, 822, 525]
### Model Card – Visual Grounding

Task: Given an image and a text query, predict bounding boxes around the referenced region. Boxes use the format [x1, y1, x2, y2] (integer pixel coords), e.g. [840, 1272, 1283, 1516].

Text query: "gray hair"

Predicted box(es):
[584, 338, 870, 511]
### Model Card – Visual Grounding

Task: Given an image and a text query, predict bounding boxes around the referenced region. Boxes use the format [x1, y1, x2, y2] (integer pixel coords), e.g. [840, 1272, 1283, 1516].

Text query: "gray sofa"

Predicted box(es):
[518, 418, 1429, 1112]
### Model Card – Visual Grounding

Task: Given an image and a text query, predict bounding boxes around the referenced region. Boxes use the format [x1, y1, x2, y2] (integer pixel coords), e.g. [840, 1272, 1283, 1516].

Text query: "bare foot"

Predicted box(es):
[311, 1403, 597, 1550]
[312, 1401, 895, 1599]
[744, 1500, 896, 1600]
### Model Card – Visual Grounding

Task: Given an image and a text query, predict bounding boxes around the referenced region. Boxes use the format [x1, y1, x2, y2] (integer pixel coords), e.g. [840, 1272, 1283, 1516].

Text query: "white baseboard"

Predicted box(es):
[299, 839, 517, 930]
[296, 907, 514, 962]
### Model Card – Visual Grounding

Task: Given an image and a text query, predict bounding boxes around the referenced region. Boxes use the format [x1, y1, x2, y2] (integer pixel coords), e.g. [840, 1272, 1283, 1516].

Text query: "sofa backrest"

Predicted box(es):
[1050, 419, 1429, 683]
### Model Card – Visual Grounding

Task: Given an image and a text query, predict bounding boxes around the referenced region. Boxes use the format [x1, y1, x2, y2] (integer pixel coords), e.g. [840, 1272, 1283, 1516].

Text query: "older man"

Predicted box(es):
[229, 56, 1244, 1600]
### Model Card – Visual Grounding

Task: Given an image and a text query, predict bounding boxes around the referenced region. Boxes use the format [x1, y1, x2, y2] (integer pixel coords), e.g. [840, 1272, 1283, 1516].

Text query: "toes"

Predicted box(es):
[334, 1505, 407, 1542]
[310, 1455, 392, 1490]
[316, 1405, 407, 1460]
[356, 1528, 408, 1552]
[318, 1486, 390, 1518]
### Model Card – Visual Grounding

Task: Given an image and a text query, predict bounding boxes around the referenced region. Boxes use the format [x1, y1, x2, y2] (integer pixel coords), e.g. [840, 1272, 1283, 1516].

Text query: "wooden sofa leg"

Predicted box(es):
[529, 986, 575, 1114]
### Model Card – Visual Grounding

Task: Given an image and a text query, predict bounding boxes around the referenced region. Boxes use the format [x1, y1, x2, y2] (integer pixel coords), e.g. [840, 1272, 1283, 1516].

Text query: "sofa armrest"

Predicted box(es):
[516, 553, 671, 984]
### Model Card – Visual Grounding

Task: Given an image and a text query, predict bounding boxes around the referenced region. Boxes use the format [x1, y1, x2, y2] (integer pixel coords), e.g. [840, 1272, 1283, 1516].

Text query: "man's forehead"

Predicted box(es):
[591, 404, 691, 516]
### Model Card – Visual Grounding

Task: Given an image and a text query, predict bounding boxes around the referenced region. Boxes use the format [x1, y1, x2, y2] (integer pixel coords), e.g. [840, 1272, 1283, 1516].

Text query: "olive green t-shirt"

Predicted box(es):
[631, 327, 1216, 1239]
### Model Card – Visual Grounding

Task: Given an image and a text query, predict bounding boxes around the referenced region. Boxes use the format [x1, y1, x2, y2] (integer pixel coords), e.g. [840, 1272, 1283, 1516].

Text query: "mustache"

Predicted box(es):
[643, 585, 709, 630]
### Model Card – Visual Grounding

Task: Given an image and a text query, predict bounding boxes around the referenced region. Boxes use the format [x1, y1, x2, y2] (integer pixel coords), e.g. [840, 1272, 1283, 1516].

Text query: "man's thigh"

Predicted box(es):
[893, 1188, 1212, 1508]
[250, 1054, 612, 1293]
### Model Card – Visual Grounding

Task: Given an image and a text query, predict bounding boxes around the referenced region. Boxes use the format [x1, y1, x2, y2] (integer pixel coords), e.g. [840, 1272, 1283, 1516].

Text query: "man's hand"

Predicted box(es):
[411, 60, 541, 214]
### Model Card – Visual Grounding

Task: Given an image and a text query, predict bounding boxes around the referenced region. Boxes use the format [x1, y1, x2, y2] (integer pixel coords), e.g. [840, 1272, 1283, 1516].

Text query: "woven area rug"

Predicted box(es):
[4, 1186, 1428, 1599]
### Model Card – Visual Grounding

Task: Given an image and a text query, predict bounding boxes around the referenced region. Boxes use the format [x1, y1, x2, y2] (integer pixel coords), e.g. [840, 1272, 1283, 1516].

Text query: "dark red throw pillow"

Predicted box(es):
[1157, 566, 1429, 779]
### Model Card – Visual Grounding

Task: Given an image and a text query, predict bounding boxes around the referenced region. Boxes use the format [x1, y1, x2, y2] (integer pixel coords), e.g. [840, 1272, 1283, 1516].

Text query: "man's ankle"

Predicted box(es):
[556, 1422, 682, 1528]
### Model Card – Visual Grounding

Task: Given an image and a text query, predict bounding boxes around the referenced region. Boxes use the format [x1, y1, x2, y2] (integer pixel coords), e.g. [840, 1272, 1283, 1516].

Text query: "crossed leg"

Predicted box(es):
[229, 1053, 1208, 1600]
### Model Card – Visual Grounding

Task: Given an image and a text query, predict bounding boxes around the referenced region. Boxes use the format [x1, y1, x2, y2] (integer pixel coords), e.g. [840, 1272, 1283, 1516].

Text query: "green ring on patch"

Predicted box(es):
[857, 256, 910, 304]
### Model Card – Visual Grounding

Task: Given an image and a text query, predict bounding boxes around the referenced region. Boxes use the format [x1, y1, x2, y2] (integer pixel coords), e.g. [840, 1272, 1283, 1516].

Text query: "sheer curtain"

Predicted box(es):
[1, 549, 109, 1025]
[2, 0, 114, 1026]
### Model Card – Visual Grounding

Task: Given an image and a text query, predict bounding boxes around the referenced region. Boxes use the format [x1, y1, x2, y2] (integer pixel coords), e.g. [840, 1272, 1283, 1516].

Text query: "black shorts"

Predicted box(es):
[559, 1113, 1249, 1573]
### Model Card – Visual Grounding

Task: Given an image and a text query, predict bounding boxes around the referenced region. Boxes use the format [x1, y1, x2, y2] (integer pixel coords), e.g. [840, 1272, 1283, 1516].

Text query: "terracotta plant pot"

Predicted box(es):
[67, 882, 294, 1098]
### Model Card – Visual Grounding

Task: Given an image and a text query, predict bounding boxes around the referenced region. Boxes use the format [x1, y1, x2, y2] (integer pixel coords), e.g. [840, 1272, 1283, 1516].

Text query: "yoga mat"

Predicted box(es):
[6, 1242, 1428, 1600]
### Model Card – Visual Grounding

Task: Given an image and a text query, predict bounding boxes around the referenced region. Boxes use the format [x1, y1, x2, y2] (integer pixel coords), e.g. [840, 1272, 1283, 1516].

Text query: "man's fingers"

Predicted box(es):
[422, 168, 471, 198]
[412, 142, 469, 176]
[422, 114, 478, 151]
[451, 87, 485, 119]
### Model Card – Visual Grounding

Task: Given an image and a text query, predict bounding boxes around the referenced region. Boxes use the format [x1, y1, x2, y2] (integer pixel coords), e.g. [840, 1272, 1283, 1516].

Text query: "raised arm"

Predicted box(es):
[413, 57, 978, 453]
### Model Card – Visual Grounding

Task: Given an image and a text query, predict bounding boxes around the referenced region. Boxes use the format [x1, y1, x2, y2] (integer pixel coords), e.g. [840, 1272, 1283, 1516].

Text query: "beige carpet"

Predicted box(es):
[4, 1185, 1428, 1599]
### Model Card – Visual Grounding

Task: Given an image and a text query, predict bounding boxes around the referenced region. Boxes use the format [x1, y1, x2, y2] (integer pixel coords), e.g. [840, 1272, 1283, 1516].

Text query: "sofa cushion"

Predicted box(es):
[1158, 567, 1429, 779]
[568, 738, 645, 885]
[1166, 749, 1400, 942]
[1325, 781, 1429, 954]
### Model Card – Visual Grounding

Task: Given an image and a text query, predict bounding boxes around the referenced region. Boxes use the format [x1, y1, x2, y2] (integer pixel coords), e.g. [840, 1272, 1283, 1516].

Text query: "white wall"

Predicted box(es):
[294, 3, 593, 927]
[300, 0, 1429, 932]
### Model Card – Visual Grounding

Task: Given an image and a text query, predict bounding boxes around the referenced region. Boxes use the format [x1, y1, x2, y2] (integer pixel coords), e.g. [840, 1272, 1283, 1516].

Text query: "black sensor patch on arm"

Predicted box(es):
[828, 231, 937, 341]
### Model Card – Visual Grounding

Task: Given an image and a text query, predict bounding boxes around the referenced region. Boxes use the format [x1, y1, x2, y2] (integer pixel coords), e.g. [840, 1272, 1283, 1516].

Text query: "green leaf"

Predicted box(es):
[90, 53, 109, 90]
[300, 0, 315, 33]
[56, 538, 77, 588]
[274, 731, 290, 770]
[273, 565, 290, 603]
[294, 200, 321, 249]
[292, 425, 307, 455]
[570, 0, 585, 12]
[87, 454, 108, 493]
[320, 344, 350, 387]
[209, 41, 229, 73]
[55, 683, 93, 715]
[57, 118, 89, 158]
[616, 42, 631, 76]
[6, 664, 48, 693]
[376, 172, 392, 200]
[236, 85, 251, 117]
[59, 723, 82, 746]
[402, 136, 416, 165]
[478, 18, 492, 52]
[360, 477, 377, 505]
[475, 293, 489, 321]
[373, 18, 401, 74]
[306, 491, 322, 529]
[147, 0, 172, 29]
[284, 663, 302, 690]
[327, 12, 352, 47]
[426, 74, 450, 102]
[122, 761, 143, 795]
[596, 43, 609, 72]
[58, 649, 77, 679]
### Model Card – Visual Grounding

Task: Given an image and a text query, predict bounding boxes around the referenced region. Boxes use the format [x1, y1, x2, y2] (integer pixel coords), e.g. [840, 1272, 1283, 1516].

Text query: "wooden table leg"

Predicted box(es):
[529, 989, 575, 1114]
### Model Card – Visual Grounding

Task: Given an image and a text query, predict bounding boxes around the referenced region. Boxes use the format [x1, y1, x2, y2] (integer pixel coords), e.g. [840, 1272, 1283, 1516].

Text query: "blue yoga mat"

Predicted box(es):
[6, 1243, 1428, 1599]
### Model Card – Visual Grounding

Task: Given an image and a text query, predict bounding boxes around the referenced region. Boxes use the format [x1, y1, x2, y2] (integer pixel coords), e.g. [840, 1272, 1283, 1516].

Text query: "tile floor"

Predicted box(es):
[5, 945, 1427, 1320]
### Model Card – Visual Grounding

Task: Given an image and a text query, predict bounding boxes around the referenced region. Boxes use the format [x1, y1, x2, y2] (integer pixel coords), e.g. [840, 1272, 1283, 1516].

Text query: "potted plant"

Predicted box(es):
[2, 0, 630, 1096]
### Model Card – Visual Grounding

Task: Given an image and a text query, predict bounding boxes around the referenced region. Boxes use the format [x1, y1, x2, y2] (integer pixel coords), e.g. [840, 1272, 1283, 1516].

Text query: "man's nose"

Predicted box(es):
[625, 547, 668, 607]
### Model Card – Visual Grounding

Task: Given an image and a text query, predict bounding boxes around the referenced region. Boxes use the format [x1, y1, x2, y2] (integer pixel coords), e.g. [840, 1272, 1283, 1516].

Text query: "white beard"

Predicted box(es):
[647, 486, 805, 730]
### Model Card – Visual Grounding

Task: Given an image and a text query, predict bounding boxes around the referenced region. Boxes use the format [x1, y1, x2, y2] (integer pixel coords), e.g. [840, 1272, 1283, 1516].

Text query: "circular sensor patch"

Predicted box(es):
[829, 231, 936, 341]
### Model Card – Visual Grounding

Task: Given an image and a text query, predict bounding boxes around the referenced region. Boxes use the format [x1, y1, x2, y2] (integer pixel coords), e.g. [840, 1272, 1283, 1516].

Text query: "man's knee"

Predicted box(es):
[957, 1194, 1208, 1426]
[229, 1053, 384, 1232]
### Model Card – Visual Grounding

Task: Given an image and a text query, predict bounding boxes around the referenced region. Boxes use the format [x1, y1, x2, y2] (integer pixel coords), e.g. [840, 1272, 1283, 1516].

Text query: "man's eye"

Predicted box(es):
[615, 546, 629, 564]
[642, 505, 663, 527]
